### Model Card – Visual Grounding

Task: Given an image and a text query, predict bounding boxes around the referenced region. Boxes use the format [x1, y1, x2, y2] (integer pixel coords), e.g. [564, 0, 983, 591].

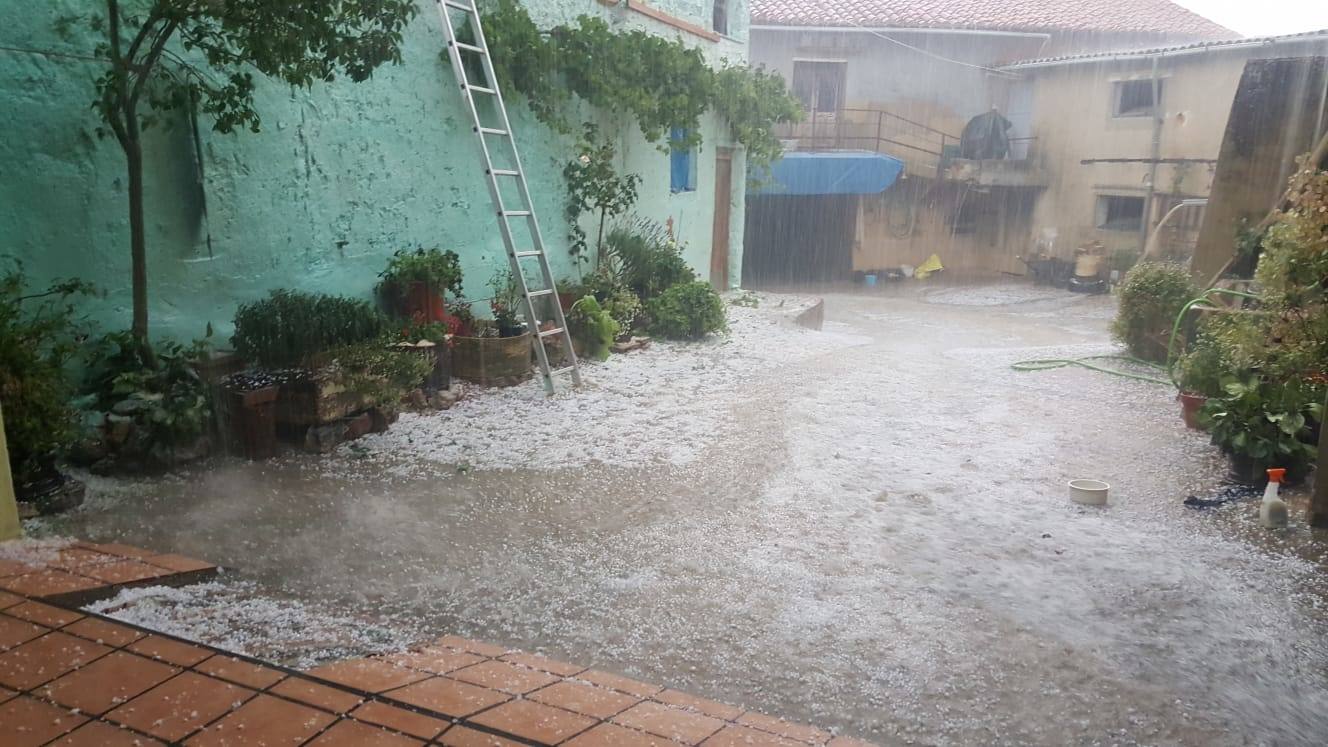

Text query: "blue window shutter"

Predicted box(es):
[671, 128, 691, 193]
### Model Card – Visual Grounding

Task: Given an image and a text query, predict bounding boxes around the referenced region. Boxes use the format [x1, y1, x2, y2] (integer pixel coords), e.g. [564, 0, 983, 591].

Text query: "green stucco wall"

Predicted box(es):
[1, 0, 748, 343]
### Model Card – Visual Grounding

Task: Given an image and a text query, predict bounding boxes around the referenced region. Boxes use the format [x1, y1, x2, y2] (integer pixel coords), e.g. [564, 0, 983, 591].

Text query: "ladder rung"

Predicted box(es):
[477, 127, 507, 136]
[500, 210, 531, 217]
[528, 289, 554, 298]
[452, 41, 485, 54]
[539, 327, 565, 338]
[548, 366, 578, 378]
[489, 168, 518, 176]
[442, 0, 477, 13]
[465, 84, 496, 95]
[514, 250, 542, 258]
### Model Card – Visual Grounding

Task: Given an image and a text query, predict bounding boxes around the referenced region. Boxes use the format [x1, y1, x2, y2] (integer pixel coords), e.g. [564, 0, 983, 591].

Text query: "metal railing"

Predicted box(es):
[774, 108, 1037, 178]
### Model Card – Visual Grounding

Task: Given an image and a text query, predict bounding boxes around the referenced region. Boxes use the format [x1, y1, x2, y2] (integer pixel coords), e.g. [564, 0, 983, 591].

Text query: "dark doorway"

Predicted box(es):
[742, 194, 857, 287]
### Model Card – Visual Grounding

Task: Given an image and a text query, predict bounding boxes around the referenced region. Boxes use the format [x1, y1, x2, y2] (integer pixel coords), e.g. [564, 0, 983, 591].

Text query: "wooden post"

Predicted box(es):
[1311, 423, 1328, 528]
[0, 404, 23, 541]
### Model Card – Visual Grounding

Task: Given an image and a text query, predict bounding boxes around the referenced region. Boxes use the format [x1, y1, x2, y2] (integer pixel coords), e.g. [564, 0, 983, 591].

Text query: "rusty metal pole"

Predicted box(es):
[1311, 422, 1328, 528]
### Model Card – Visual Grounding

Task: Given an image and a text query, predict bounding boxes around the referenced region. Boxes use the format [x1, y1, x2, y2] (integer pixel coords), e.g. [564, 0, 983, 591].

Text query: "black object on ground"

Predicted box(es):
[1184, 483, 1263, 509]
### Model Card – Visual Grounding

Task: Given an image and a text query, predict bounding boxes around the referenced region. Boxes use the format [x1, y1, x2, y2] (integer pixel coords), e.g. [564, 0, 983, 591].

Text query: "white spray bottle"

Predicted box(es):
[1259, 468, 1288, 529]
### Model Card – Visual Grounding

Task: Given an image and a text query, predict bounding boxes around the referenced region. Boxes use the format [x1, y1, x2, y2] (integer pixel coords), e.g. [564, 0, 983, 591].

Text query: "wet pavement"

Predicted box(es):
[36, 282, 1328, 745]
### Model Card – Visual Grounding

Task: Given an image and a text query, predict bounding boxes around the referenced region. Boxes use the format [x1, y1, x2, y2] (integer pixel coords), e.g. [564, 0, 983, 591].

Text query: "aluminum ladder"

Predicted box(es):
[434, 0, 582, 395]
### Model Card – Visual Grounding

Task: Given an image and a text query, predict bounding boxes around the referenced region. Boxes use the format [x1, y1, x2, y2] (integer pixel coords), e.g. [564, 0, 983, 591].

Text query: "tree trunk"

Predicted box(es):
[123, 121, 155, 366]
[1311, 420, 1328, 528]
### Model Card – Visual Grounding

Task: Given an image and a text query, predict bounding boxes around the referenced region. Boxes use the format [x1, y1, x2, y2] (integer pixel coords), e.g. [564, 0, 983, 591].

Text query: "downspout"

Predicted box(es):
[1140, 54, 1163, 254]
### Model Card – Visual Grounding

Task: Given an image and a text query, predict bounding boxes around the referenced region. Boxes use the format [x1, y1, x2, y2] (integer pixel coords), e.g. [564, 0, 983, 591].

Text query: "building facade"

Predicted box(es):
[0, 0, 749, 342]
[744, 0, 1255, 282]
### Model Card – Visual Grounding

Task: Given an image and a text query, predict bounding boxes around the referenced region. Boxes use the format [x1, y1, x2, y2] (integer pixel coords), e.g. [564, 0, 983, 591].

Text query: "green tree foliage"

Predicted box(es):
[80, 0, 417, 354]
[0, 264, 97, 485]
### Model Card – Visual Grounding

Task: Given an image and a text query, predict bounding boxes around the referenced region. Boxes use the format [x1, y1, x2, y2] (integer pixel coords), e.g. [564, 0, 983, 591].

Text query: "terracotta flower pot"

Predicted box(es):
[403, 281, 446, 323]
[1178, 392, 1206, 430]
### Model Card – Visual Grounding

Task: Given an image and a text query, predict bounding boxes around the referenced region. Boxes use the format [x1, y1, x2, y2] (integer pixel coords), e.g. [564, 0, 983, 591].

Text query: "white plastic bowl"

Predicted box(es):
[1069, 479, 1110, 506]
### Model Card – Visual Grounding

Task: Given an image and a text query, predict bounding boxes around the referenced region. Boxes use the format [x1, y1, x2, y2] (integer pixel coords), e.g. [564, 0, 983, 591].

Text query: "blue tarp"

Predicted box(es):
[749, 151, 905, 196]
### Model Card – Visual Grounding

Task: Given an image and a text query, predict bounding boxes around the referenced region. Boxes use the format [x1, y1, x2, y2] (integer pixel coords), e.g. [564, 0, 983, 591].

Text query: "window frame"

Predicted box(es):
[1096, 194, 1146, 232]
[712, 0, 728, 36]
[1112, 78, 1161, 119]
[670, 127, 698, 194]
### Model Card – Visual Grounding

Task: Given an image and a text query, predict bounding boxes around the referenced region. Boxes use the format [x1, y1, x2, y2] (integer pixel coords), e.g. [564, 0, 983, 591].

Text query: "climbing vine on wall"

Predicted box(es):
[472, 0, 801, 164]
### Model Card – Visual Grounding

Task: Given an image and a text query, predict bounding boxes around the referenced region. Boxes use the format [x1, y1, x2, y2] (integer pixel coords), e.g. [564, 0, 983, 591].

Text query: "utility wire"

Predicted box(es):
[804, 0, 1024, 78]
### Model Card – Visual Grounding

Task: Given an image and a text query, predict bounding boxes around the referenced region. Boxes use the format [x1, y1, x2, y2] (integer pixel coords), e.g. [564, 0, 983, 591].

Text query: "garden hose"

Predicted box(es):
[1011, 286, 1262, 387]
[1010, 355, 1171, 384]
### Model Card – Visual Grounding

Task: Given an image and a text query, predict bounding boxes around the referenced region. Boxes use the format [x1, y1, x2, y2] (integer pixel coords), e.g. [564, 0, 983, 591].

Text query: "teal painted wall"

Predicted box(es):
[0, 0, 748, 343]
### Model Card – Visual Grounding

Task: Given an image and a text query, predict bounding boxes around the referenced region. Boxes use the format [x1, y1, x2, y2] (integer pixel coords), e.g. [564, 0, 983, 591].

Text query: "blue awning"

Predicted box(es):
[749, 151, 905, 196]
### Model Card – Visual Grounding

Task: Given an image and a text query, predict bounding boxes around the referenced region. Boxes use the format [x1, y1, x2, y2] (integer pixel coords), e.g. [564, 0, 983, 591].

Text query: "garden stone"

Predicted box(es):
[407, 388, 429, 410]
[104, 414, 133, 446]
[111, 398, 147, 415]
[367, 406, 399, 433]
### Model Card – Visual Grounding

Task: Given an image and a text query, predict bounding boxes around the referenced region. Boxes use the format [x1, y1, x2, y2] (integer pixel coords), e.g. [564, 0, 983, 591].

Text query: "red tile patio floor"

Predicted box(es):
[0, 540, 875, 746]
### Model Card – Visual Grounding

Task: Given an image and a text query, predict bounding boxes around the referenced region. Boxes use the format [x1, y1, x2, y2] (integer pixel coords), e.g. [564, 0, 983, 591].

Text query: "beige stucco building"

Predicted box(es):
[743, 0, 1328, 283]
[1008, 33, 1328, 272]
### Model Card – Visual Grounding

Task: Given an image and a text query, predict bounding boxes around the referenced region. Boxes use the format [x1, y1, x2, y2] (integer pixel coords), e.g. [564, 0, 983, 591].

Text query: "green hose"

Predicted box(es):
[1011, 355, 1171, 384]
[1011, 286, 1262, 386]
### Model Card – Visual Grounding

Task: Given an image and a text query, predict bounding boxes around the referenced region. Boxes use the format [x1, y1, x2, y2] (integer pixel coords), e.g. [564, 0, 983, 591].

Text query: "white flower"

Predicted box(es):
[578, 154, 591, 165]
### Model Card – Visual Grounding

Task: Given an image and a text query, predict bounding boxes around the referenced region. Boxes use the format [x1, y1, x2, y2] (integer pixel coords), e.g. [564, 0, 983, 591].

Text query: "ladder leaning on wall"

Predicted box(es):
[433, 0, 582, 396]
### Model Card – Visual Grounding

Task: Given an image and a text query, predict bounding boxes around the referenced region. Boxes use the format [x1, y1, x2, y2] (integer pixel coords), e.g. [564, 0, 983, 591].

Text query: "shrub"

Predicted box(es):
[1199, 376, 1320, 479]
[603, 288, 642, 338]
[1112, 262, 1198, 362]
[325, 342, 433, 407]
[83, 332, 212, 459]
[603, 220, 697, 301]
[567, 296, 619, 361]
[0, 265, 95, 484]
[1175, 327, 1229, 398]
[232, 290, 389, 368]
[646, 281, 727, 340]
[376, 248, 464, 307]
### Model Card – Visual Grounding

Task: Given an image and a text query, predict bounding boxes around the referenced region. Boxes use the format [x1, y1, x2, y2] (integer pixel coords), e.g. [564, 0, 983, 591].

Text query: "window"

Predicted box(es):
[1096, 195, 1145, 231]
[713, 0, 728, 35]
[1113, 79, 1160, 118]
[791, 61, 846, 115]
[670, 128, 697, 193]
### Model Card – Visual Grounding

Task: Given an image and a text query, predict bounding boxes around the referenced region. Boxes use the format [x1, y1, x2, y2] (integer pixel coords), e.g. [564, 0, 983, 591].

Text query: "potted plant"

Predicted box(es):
[376, 248, 464, 323]
[401, 319, 452, 392]
[566, 296, 619, 361]
[449, 271, 533, 386]
[1174, 333, 1226, 430]
[1199, 376, 1320, 484]
[222, 371, 280, 460]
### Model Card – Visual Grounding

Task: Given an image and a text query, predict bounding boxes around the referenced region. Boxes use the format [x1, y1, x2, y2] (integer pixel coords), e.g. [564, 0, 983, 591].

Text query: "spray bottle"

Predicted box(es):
[1259, 468, 1288, 529]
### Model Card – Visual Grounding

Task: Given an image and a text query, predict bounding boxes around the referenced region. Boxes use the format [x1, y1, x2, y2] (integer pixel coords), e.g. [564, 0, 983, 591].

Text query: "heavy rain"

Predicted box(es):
[3, 1, 1328, 745]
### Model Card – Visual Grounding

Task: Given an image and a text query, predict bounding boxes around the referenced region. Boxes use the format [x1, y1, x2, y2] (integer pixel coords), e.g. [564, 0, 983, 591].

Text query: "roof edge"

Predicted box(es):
[1002, 28, 1328, 70]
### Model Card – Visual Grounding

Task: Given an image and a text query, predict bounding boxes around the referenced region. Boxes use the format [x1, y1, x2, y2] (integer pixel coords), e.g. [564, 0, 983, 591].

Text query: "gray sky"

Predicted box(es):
[1175, 0, 1328, 36]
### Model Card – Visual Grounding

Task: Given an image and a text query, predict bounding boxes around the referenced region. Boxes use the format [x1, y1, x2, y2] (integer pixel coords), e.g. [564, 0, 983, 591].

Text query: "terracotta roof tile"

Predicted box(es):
[751, 0, 1234, 39]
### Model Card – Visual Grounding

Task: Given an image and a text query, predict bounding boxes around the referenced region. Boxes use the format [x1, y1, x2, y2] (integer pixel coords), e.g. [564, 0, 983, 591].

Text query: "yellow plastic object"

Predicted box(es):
[914, 253, 944, 279]
[0, 404, 23, 541]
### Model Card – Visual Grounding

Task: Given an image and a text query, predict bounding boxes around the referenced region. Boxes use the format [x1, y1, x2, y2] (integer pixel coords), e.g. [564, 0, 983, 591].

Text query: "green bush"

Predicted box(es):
[0, 265, 95, 484]
[567, 296, 619, 361]
[376, 248, 464, 304]
[1199, 376, 1320, 478]
[83, 332, 212, 457]
[646, 281, 727, 340]
[325, 342, 433, 407]
[1112, 261, 1198, 362]
[603, 220, 696, 301]
[232, 290, 389, 368]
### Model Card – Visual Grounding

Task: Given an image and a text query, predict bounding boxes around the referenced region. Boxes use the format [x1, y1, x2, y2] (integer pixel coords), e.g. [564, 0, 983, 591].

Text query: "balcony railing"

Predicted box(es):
[773, 108, 1037, 180]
